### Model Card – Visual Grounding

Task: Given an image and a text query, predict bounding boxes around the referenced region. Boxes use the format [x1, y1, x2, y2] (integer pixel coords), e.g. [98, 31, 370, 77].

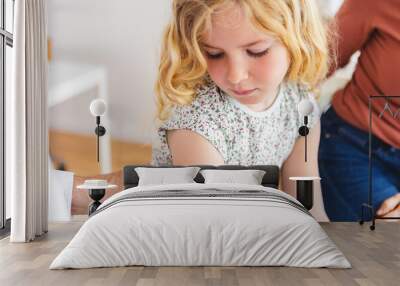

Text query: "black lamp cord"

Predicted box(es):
[96, 116, 100, 162]
[304, 116, 308, 162]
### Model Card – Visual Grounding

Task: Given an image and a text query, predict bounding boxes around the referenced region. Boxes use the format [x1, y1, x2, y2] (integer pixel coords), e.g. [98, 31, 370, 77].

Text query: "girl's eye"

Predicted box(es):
[205, 52, 224, 59]
[247, 49, 269, 58]
[205, 49, 270, 60]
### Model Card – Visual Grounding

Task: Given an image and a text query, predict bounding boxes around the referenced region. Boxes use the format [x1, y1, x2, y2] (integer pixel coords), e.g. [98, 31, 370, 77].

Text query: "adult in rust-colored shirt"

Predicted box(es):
[319, 0, 400, 221]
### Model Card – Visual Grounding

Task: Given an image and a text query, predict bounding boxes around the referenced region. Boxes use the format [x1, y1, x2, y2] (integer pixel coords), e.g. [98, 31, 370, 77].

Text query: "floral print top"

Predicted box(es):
[151, 78, 320, 168]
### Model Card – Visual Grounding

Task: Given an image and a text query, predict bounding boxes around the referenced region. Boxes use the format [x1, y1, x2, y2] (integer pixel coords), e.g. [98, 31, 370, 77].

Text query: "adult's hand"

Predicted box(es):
[376, 193, 400, 217]
[381, 205, 400, 218]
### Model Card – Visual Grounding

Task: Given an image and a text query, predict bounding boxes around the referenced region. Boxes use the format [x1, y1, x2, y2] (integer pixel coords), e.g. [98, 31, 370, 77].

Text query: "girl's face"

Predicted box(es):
[201, 4, 290, 111]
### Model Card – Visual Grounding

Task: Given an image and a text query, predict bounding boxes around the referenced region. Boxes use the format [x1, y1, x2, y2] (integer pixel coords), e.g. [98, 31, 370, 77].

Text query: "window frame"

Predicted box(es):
[0, 0, 14, 235]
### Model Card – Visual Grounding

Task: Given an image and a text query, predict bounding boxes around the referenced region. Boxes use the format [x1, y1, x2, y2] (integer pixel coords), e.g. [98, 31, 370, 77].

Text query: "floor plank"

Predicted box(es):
[0, 220, 399, 286]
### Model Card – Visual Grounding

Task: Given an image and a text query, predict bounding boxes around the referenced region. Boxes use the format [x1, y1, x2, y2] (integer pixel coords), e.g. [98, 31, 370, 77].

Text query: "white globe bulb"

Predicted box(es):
[298, 99, 314, 116]
[89, 99, 107, 116]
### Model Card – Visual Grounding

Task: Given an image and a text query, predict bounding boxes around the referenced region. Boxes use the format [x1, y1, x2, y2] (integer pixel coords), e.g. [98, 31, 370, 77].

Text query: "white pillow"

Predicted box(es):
[200, 169, 266, 185]
[135, 167, 201, 186]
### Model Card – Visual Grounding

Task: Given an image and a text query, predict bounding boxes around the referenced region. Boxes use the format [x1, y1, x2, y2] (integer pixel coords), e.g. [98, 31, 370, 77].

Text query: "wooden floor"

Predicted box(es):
[0, 219, 399, 286]
[49, 129, 152, 176]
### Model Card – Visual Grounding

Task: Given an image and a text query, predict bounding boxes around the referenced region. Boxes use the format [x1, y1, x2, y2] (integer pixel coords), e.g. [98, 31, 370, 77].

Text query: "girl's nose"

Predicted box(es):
[227, 59, 248, 85]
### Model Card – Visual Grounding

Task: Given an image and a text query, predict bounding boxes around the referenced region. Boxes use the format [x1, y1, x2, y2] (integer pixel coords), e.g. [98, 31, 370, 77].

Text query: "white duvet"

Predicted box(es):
[50, 183, 351, 269]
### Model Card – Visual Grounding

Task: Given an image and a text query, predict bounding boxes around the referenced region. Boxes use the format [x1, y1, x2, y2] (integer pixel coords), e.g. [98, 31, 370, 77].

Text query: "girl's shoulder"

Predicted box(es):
[281, 82, 310, 102]
[191, 77, 227, 110]
[281, 82, 319, 111]
[161, 79, 227, 129]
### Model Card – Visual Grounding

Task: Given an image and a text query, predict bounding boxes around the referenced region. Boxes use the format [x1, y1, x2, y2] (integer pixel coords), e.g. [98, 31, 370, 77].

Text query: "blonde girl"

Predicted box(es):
[152, 0, 331, 205]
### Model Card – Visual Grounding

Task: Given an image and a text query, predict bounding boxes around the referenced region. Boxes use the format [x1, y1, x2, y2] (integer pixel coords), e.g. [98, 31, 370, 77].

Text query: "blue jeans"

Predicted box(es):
[318, 107, 400, 221]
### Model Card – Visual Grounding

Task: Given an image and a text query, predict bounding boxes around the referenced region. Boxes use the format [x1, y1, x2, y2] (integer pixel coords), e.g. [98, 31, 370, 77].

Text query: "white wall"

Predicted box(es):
[47, 0, 171, 143]
[316, 0, 344, 19]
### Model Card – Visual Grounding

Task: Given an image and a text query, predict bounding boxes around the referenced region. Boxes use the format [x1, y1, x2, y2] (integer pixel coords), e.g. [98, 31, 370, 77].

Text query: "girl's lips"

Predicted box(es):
[231, 88, 257, 96]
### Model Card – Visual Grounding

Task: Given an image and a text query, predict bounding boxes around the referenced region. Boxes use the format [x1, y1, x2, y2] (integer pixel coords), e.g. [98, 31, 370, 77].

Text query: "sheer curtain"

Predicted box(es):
[7, 0, 48, 242]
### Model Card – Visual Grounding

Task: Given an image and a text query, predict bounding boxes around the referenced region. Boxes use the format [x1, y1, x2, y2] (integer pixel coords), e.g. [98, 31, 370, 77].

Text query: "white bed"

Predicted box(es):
[50, 183, 350, 269]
